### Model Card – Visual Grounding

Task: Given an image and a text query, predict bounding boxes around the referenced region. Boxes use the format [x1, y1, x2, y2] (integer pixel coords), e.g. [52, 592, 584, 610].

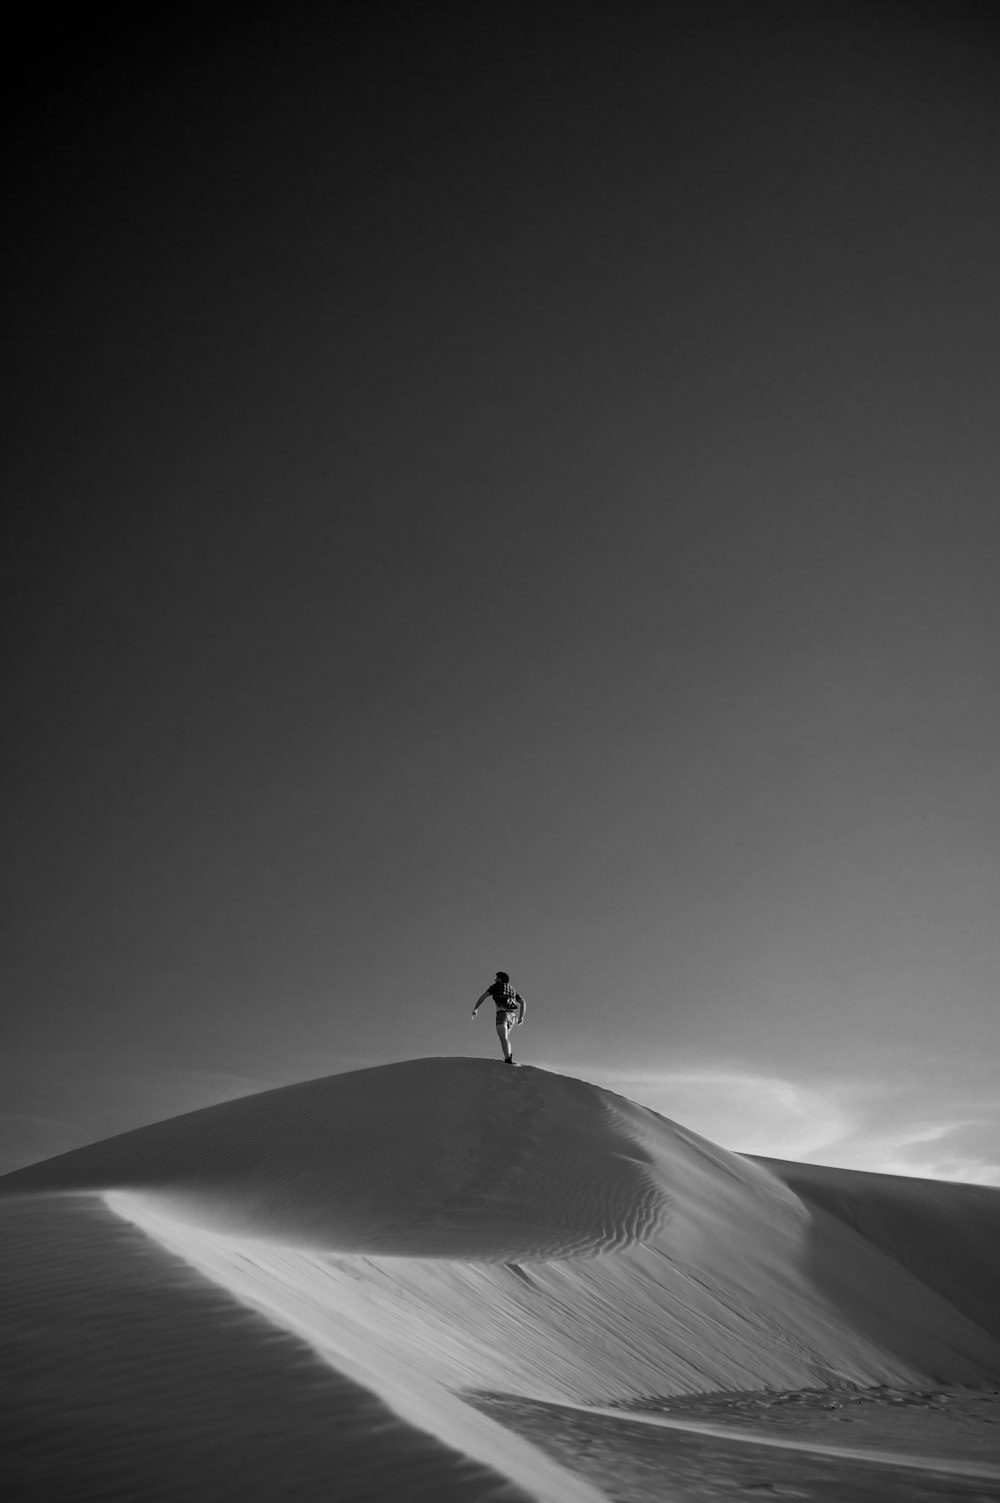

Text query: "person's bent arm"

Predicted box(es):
[516, 993, 526, 1025]
[471, 989, 491, 1018]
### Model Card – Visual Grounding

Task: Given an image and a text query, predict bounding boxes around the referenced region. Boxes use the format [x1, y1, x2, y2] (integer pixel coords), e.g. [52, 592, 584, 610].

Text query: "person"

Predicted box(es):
[471, 970, 526, 1064]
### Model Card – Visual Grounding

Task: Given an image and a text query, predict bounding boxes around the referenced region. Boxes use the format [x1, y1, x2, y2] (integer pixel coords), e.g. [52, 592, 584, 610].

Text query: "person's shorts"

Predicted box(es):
[496, 1009, 515, 1025]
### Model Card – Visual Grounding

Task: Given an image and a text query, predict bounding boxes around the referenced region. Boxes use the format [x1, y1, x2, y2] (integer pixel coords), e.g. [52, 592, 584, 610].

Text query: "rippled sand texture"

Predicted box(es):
[3, 1057, 999, 1501]
[473, 1389, 1000, 1503]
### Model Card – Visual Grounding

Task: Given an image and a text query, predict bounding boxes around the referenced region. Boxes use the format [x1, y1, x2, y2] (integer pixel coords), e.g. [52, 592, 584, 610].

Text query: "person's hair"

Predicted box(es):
[496, 970, 510, 983]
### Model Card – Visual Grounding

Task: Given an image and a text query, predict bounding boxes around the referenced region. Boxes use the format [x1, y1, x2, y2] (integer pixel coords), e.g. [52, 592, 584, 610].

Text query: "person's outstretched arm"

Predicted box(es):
[471, 989, 491, 1019]
[516, 992, 526, 1025]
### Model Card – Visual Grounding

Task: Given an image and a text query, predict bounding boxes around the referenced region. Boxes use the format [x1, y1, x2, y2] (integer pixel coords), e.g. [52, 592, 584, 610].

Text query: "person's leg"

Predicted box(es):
[495, 1013, 512, 1061]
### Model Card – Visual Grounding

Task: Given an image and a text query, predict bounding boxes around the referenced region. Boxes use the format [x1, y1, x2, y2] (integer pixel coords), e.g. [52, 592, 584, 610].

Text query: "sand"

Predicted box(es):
[2, 1057, 998, 1501]
[474, 1389, 1000, 1502]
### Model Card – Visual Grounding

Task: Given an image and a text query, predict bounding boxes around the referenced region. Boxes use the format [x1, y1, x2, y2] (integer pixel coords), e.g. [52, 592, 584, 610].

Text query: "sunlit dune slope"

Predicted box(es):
[4, 1057, 1000, 1421]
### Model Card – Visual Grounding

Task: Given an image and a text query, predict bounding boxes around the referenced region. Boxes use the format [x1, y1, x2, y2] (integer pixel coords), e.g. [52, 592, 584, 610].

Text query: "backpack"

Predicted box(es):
[490, 979, 518, 1011]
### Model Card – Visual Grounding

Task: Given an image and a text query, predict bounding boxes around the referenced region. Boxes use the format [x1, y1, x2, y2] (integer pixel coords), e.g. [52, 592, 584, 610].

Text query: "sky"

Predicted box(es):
[4, 2, 1000, 1182]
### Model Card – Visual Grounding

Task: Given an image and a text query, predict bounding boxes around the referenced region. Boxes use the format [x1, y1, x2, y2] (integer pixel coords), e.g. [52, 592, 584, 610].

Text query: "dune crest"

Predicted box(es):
[1, 1059, 667, 1260]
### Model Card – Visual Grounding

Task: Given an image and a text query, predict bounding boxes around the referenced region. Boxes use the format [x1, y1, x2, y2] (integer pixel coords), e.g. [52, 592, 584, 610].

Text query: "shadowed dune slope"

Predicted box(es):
[755, 1156, 1000, 1344]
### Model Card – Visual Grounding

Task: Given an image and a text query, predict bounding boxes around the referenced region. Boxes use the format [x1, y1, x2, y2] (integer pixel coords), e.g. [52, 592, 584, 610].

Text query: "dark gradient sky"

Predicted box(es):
[4, 4, 1000, 1179]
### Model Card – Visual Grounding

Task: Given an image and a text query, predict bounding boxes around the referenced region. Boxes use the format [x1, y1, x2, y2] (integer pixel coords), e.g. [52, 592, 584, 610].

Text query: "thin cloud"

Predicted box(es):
[817, 1114, 1000, 1186]
[563, 1059, 1000, 1186]
[577, 1064, 852, 1159]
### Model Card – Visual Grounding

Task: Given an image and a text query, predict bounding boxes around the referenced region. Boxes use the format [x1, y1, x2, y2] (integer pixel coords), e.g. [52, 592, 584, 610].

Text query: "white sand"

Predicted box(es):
[3, 1057, 999, 1502]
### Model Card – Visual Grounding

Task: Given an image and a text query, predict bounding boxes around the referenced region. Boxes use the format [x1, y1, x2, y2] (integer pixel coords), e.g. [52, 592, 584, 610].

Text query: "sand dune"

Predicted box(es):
[754, 1154, 1000, 1344]
[0, 1194, 535, 1503]
[2, 1060, 665, 1260]
[3, 1057, 999, 1501]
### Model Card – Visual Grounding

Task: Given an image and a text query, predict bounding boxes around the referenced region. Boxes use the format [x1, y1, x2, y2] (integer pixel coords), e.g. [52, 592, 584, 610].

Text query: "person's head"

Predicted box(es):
[496, 970, 510, 984]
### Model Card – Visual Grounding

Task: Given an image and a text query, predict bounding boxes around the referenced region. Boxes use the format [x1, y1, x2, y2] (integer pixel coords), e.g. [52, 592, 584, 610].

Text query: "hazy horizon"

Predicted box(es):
[4, 4, 1000, 1184]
